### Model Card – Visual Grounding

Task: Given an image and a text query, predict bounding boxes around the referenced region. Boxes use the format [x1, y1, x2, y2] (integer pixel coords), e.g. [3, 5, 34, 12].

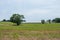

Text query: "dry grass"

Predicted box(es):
[0, 22, 60, 40]
[0, 30, 60, 40]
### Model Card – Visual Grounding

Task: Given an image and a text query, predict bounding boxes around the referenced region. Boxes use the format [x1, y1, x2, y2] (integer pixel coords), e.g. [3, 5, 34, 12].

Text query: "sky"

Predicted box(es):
[0, 0, 60, 22]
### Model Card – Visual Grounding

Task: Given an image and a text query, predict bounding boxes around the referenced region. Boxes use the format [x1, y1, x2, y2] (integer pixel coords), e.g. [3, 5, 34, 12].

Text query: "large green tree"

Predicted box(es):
[10, 14, 24, 25]
[52, 18, 60, 23]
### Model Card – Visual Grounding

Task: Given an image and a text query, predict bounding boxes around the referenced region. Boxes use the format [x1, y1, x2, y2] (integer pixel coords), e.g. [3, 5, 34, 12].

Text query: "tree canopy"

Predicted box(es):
[52, 18, 60, 23]
[41, 20, 45, 24]
[10, 14, 24, 25]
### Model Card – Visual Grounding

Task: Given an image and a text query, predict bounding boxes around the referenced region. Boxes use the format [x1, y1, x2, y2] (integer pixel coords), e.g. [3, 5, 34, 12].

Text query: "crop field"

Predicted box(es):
[0, 22, 60, 40]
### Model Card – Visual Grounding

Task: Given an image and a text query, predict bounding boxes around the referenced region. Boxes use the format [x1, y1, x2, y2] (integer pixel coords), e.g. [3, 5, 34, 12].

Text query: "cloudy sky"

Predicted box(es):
[0, 0, 60, 22]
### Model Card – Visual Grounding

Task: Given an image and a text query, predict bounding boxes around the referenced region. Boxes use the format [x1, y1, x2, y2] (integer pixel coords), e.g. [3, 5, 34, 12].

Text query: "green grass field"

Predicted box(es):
[0, 22, 60, 40]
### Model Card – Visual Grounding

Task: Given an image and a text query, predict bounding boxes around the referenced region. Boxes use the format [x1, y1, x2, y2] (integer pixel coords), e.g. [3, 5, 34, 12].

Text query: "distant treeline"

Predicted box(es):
[2, 19, 10, 22]
[41, 18, 60, 24]
[2, 18, 60, 24]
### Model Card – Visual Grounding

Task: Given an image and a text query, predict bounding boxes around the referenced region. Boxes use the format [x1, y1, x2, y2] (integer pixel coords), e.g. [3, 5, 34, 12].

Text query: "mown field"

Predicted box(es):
[0, 22, 60, 40]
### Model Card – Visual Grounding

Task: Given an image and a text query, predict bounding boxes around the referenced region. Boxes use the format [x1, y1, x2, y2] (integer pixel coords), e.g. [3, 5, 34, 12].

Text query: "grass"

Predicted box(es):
[0, 22, 60, 31]
[0, 22, 60, 40]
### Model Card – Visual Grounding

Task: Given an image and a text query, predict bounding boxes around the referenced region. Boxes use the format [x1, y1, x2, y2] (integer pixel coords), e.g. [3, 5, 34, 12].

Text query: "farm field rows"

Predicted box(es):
[0, 22, 60, 40]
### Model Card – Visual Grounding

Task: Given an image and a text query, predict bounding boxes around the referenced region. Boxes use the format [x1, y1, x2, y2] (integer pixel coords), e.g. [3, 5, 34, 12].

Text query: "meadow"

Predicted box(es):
[0, 22, 60, 40]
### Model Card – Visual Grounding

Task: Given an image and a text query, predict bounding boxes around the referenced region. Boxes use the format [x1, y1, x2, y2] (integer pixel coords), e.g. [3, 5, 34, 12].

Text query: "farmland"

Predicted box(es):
[0, 22, 60, 40]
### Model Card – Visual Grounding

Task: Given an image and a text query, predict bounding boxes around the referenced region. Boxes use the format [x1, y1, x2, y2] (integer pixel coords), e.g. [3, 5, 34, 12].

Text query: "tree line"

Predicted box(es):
[41, 18, 60, 24]
[1, 14, 60, 26]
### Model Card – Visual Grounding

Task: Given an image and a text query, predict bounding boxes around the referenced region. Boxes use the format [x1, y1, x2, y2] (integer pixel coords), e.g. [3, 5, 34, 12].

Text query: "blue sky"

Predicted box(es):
[0, 0, 60, 22]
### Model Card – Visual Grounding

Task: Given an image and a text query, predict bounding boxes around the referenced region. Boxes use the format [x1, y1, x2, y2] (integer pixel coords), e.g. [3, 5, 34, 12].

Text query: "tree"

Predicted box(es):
[52, 18, 55, 23]
[6, 20, 10, 22]
[10, 14, 24, 25]
[52, 18, 60, 23]
[2, 19, 10, 22]
[41, 20, 45, 24]
[2, 19, 6, 22]
[47, 19, 51, 24]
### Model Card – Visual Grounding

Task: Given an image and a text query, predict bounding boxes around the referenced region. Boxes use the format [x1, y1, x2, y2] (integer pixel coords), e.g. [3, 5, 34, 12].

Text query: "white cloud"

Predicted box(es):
[26, 9, 49, 15]
[0, 0, 23, 6]
[8, 0, 23, 4]
[23, 9, 50, 21]
[24, 0, 56, 5]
